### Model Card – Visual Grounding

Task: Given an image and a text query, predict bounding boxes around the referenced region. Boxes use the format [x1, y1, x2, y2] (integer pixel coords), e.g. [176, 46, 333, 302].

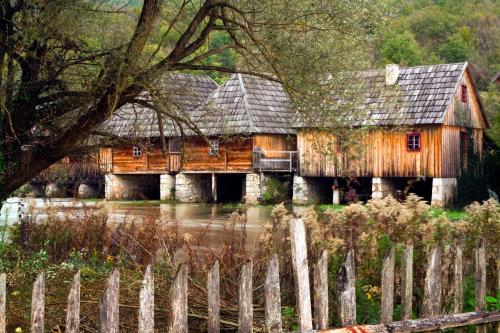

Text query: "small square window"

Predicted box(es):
[209, 140, 220, 157]
[461, 84, 468, 103]
[132, 146, 142, 157]
[407, 132, 421, 151]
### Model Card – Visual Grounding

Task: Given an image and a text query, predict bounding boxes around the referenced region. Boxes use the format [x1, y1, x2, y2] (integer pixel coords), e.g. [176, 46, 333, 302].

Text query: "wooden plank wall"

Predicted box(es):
[111, 145, 169, 174]
[298, 126, 443, 178]
[254, 134, 296, 158]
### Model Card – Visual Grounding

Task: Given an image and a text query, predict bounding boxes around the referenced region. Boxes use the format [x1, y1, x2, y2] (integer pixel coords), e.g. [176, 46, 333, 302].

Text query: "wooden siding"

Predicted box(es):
[443, 70, 487, 129]
[111, 144, 178, 174]
[99, 148, 112, 173]
[254, 134, 296, 159]
[298, 126, 443, 178]
[182, 137, 253, 172]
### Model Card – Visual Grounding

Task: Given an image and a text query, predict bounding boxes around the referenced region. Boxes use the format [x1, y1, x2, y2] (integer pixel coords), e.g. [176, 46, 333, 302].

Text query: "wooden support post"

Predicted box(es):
[208, 261, 220, 333]
[338, 249, 356, 326]
[0, 273, 6, 333]
[239, 260, 253, 333]
[265, 254, 282, 333]
[454, 245, 464, 314]
[314, 250, 329, 330]
[169, 264, 188, 333]
[381, 247, 395, 324]
[99, 268, 119, 333]
[65, 271, 80, 333]
[401, 245, 413, 321]
[475, 239, 487, 333]
[139, 265, 154, 333]
[289, 218, 313, 331]
[31, 273, 45, 333]
[422, 246, 441, 318]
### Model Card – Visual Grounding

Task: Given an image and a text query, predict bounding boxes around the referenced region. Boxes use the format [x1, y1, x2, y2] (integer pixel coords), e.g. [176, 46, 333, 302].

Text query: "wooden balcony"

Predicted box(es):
[252, 150, 298, 173]
[34, 161, 101, 183]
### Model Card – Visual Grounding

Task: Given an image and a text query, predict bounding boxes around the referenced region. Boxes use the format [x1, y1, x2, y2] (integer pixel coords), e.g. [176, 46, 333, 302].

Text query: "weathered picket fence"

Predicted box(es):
[1, 218, 499, 333]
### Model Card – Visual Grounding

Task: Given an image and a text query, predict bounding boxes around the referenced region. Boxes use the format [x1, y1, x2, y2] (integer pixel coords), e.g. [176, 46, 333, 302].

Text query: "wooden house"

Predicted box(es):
[293, 62, 490, 207]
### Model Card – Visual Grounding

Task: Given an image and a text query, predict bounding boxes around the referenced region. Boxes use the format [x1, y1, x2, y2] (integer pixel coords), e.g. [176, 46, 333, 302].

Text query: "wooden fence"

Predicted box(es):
[1, 218, 499, 333]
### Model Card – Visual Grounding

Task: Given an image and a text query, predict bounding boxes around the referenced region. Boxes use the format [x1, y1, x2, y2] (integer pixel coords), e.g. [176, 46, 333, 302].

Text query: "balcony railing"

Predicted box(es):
[252, 150, 298, 172]
[33, 161, 101, 183]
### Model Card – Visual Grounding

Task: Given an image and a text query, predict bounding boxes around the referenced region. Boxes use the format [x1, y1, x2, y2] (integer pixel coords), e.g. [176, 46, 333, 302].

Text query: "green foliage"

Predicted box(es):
[262, 176, 291, 204]
[380, 31, 422, 65]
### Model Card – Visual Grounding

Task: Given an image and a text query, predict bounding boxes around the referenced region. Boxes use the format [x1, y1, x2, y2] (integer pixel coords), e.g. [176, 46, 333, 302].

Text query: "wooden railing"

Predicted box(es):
[253, 150, 298, 172]
[168, 152, 181, 173]
[1, 219, 499, 333]
[33, 161, 101, 183]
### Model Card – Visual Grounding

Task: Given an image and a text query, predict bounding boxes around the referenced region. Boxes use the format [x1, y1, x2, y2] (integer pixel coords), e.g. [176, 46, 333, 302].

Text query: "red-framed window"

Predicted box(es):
[406, 132, 421, 152]
[461, 84, 468, 103]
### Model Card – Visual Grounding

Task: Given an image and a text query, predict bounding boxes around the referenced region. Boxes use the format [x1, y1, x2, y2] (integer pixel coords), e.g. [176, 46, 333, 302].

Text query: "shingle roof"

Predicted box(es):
[101, 73, 218, 138]
[192, 74, 295, 135]
[295, 62, 470, 127]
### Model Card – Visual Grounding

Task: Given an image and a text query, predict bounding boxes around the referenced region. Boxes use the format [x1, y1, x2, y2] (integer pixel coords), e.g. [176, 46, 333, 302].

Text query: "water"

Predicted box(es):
[0, 198, 310, 249]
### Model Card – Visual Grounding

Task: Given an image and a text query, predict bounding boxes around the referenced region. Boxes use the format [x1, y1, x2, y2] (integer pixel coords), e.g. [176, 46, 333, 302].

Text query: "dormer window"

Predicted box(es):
[461, 84, 468, 103]
[132, 146, 142, 157]
[209, 140, 220, 157]
[407, 132, 421, 152]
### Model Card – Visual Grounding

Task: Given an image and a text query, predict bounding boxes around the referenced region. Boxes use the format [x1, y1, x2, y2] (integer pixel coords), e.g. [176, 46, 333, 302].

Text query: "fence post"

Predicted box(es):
[99, 268, 119, 333]
[422, 246, 441, 318]
[169, 263, 188, 333]
[314, 250, 329, 330]
[381, 247, 395, 324]
[65, 271, 80, 333]
[338, 249, 356, 326]
[0, 273, 6, 333]
[454, 245, 464, 314]
[138, 265, 154, 333]
[208, 261, 220, 333]
[31, 272, 45, 333]
[265, 254, 282, 333]
[401, 245, 413, 321]
[239, 260, 253, 333]
[475, 239, 487, 333]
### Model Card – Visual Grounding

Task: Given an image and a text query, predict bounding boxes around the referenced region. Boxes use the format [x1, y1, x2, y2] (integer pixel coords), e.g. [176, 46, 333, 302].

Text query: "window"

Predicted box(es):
[209, 139, 220, 157]
[461, 84, 468, 103]
[168, 139, 181, 153]
[407, 132, 421, 151]
[132, 146, 142, 157]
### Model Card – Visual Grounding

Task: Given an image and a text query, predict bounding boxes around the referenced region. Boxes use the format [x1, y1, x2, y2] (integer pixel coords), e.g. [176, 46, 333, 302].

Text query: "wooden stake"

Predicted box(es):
[239, 260, 253, 333]
[65, 271, 80, 333]
[454, 245, 464, 314]
[208, 261, 220, 333]
[401, 245, 413, 321]
[289, 218, 313, 331]
[0, 273, 6, 333]
[475, 239, 487, 333]
[138, 265, 154, 333]
[31, 273, 45, 333]
[265, 254, 282, 333]
[422, 246, 441, 318]
[169, 264, 188, 333]
[338, 249, 356, 326]
[381, 247, 395, 324]
[99, 268, 119, 333]
[314, 250, 329, 329]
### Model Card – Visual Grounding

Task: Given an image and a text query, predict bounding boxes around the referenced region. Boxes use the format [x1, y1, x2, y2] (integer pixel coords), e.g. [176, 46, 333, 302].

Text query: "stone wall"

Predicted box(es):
[175, 173, 212, 203]
[45, 183, 66, 198]
[244, 173, 261, 204]
[292, 176, 325, 204]
[105, 174, 160, 200]
[77, 183, 99, 199]
[371, 177, 397, 199]
[431, 177, 457, 208]
[160, 174, 176, 201]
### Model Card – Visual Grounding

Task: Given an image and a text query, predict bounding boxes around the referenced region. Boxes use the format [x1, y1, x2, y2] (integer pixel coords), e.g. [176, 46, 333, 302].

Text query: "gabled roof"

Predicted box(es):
[101, 73, 218, 138]
[295, 62, 482, 128]
[193, 74, 295, 136]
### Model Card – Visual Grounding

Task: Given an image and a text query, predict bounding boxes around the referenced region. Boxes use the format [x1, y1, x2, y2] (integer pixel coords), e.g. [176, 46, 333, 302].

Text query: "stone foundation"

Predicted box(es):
[175, 173, 211, 203]
[244, 173, 261, 204]
[371, 177, 396, 199]
[431, 178, 456, 208]
[160, 174, 176, 201]
[292, 176, 325, 204]
[77, 183, 99, 199]
[45, 183, 66, 198]
[105, 174, 160, 200]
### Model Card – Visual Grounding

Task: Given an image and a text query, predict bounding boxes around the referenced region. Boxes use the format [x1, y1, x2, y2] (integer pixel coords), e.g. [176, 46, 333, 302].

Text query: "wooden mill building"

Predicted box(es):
[100, 73, 296, 203]
[293, 62, 489, 207]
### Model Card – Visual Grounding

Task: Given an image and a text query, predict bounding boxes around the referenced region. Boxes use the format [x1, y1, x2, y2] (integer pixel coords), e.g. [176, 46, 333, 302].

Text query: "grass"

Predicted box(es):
[318, 204, 346, 211]
[428, 208, 468, 221]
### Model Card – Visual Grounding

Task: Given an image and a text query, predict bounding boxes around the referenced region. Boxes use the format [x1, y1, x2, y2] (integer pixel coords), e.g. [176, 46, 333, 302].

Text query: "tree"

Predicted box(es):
[379, 30, 422, 66]
[0, 0, 383, 201]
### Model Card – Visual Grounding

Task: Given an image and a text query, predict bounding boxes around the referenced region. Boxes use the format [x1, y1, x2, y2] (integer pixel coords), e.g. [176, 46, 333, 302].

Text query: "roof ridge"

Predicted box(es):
[237, 73, 257, 133]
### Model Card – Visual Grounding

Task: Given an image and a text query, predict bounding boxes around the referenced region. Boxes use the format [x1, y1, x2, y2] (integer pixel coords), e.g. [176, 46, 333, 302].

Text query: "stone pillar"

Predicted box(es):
[160, 174, 176, 201]
[77, 183, 98, 199]
[431, 178, 457, 208]
[45, 183, 66, 198]
[212, 173, 217, 203]
[244, 173, 261, 204]
[105, 174, 160, 200]
[332, 189, 341, 205]
[175, 173, 211, 203]
[371, 177, 396, 199]
[292, 175, 324, 204]
[104, 174, 115, 200]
